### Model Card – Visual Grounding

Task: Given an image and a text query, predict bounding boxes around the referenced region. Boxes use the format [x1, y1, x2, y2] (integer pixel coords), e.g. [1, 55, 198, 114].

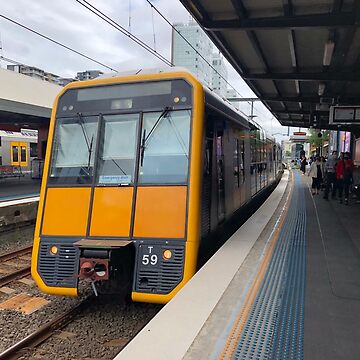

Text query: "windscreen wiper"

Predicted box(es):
[140, 107, 170, 166]
[77, 113, 91, 152]
[166, 112, 189, 159]
[110, 158, 127, 175]
[144, 107, 170, 145]
[87, 135, 94, 170]
[77, 113, 93, 175]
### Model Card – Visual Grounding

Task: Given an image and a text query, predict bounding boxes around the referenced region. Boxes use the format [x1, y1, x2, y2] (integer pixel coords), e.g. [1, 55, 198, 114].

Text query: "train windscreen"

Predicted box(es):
[49, 79, 192, 185]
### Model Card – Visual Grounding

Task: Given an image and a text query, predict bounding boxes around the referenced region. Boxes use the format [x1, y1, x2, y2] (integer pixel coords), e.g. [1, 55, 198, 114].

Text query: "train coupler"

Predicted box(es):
[79, 258, 109, 281]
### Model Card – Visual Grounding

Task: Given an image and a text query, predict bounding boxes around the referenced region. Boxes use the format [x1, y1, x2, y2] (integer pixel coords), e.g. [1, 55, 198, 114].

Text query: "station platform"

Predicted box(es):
[0, 175, 40, 202]
[115, 170, 360, 360]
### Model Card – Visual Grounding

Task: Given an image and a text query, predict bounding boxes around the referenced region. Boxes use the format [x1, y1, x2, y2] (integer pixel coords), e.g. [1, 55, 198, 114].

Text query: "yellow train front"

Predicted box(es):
[31, 69, 282, 304]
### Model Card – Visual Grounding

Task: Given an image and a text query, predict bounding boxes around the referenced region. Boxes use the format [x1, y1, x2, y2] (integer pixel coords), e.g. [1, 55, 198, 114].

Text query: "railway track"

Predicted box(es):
[0, 245, 32, 262]
[0, 296, 94, 360]
[0, 267, 31, 288]
[0, 245, 32, 287]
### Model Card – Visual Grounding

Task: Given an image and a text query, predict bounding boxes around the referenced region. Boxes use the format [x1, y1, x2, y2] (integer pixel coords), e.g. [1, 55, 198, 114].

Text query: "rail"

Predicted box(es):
[0, 267, 31, 288]
[0, 296, 94, 360]
[0, 245, 33, 287]
[0, 245, 32, 262]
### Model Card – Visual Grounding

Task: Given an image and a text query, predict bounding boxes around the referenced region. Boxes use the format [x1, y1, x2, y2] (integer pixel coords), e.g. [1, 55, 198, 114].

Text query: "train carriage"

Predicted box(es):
[31, 69, 282, 304]
[0, 129, 38, 172]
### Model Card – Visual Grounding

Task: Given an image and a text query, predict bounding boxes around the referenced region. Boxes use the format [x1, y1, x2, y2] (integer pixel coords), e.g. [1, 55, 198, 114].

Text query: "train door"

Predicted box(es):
[250, 132, 257, 196]
[10, 142, 28, 167]
[201, 120, 213, 236]
[216, 126, 226, 223]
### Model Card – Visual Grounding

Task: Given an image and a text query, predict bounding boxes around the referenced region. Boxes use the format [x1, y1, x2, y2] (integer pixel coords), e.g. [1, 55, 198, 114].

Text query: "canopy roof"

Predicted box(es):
[180, 0, 360, 131]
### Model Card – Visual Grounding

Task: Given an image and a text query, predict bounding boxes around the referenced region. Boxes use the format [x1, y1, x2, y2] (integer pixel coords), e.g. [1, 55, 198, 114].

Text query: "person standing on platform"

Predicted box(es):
[337, 152, 354, 205]
[300, 155, 307, 175]
[344, 152, 354, 205]
[308, 156, 324, 195]
[323, 150, 338, 200]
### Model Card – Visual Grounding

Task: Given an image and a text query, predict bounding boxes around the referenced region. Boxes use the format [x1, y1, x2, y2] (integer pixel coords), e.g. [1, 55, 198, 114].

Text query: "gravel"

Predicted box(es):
[1, 273, 161, 359]
[0, 224, 35, 254]
[0, 226, 161, 359]
[25, 297, 161, 359]
[0, 279, 90, 354]
[0, 225, 161, 360]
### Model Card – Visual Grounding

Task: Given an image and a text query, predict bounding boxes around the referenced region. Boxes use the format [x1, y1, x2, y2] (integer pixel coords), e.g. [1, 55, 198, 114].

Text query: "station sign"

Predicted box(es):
[329, 106, 360, 125]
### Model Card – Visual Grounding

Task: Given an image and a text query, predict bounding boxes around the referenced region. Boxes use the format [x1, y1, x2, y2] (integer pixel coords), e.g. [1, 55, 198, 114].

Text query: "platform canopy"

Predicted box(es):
[0, 68, 61, 130]
[179, 0, 360, 131]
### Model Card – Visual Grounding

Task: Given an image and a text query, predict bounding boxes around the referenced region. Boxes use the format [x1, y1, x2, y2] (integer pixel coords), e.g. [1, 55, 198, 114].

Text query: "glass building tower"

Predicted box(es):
[172, 20, 228, 97]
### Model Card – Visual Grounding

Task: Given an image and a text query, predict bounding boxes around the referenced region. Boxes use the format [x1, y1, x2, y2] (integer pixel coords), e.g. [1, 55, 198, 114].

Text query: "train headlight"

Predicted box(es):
[50, 245, 58, 255]
[163, 249, 172, 260]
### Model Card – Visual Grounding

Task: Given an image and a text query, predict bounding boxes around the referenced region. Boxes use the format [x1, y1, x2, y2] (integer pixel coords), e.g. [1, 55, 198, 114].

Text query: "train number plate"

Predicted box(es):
[139, 245, 161, 268]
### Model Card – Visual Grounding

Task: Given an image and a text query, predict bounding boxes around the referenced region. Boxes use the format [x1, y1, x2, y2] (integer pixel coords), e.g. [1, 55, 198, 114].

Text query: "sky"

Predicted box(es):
[0, 0, 294, 141]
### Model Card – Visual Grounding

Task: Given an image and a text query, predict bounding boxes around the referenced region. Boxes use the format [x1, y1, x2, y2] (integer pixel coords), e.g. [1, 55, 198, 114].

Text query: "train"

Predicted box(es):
[31, 68, 283, 304]
[0, 129, 38, 172]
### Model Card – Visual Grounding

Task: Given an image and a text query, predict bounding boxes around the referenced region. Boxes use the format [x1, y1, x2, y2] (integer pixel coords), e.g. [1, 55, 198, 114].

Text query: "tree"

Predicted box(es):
[308, 129, 330, 147]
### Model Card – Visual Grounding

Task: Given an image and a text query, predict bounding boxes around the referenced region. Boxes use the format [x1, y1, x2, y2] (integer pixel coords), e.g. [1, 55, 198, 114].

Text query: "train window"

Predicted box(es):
[97, 114, 138, 185]
[216, 132, 226, 221]
[49, 116, 99, 184]
[139, 109, 191, 184]
[233, 138, 240, 188]
[0, 156, 2, 165]
[21, 146, 27, 162]
[12, 146, 19, 163]
[240, 138, 245, 183]
[30, 143, 38, 157]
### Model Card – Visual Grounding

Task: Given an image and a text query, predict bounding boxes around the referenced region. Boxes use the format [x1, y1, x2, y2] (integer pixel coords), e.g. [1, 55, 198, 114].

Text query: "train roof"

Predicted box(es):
[0, 129, 38, 141]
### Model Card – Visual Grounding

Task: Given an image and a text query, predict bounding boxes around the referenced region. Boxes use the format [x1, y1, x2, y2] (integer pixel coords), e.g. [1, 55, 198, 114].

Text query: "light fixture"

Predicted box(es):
[318, 82, 326, 96]
[323, 40, 335, 66]
[163, 249, 172, 260]
[50, 245, 58, 255]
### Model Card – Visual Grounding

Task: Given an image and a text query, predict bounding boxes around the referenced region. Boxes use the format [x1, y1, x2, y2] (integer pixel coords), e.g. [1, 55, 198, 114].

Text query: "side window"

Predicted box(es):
[30, 143, 38, 157]
[240, 138, 245, 183]
[233, 138, 240, 188]
[12, 145, 19, 163]
[20, 146, 27, 162]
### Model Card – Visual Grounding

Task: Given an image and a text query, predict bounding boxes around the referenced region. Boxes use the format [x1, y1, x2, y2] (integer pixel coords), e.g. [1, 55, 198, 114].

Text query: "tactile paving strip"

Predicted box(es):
[219, 172, 306, 360]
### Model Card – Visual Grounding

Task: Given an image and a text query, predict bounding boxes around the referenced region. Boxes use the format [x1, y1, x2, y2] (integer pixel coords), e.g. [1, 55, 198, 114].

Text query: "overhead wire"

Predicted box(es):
[75, 0, 173, 67]
[144, 2, 245, 100]
[0, 13, 117, 72]
[0, 2, 272, 123]
[144, 0, 273, 121]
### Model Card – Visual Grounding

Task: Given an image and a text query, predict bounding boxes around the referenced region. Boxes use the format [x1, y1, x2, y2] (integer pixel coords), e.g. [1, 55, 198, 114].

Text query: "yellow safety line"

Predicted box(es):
[218, 172, 294, 360]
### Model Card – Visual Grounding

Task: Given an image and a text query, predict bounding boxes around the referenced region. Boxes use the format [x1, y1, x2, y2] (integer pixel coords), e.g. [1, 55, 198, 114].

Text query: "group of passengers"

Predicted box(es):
[306, 151, 355, 205]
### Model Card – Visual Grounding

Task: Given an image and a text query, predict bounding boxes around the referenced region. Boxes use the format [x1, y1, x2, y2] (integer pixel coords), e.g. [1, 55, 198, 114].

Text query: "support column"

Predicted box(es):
[37, 125, 49, 160]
